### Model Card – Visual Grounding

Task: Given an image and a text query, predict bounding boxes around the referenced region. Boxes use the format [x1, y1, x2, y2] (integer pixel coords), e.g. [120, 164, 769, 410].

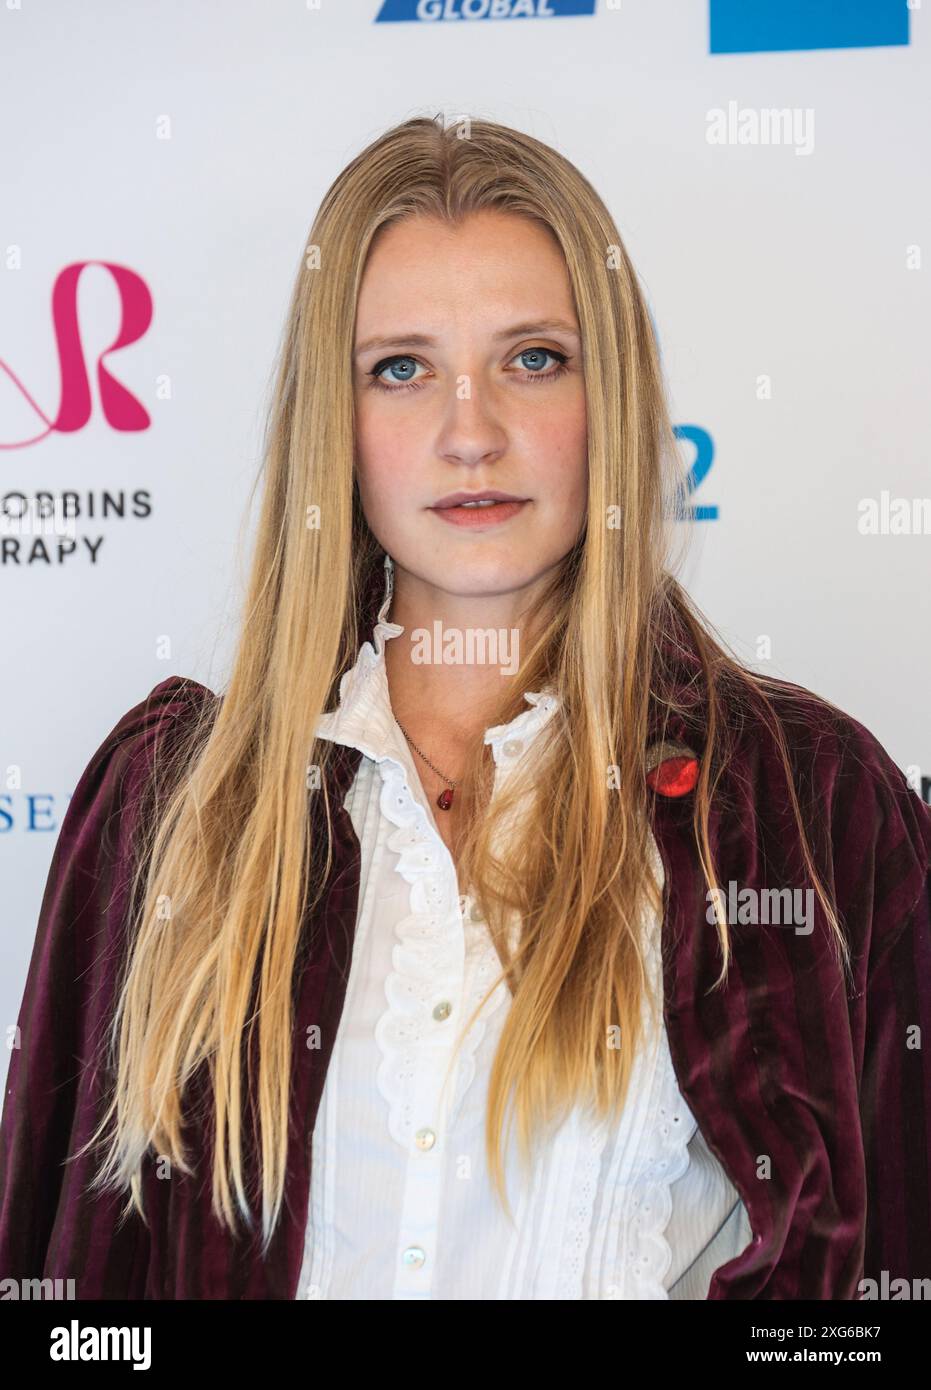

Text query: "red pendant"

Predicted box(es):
[437, 788, 454, 811]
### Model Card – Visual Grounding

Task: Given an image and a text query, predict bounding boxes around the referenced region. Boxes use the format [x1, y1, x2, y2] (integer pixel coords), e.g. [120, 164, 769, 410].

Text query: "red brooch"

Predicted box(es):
[645, 740, 700, 797]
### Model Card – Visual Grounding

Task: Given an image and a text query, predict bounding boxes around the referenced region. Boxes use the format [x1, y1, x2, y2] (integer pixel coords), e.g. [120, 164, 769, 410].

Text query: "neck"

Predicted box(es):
[382, 564, 550, 753]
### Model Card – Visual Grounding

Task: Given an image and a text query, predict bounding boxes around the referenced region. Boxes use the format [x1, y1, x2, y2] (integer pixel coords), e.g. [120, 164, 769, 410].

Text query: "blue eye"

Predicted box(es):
[366, 347, 571, 394]
[518, 348, 554, 372]
[512, 347, 571, 378]
[371, 355, 423, 388]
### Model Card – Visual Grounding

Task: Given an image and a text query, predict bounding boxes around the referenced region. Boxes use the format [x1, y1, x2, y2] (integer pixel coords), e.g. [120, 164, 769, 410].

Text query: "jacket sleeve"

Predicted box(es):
[0, 676, 215, 1297]
[844, 730, 931, 1292]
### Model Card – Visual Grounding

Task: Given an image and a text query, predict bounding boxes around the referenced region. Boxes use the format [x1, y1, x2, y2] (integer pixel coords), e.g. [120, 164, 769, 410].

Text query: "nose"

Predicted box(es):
[435, 379, 508, 468]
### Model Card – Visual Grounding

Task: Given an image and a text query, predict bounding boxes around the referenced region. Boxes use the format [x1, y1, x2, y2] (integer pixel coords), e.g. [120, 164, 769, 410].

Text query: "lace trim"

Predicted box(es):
[372, 759, 461, 1146]
[555, 1120, 611, 1299]
[622, 1050, 696, 1298]
[609, 848, 696, 1299]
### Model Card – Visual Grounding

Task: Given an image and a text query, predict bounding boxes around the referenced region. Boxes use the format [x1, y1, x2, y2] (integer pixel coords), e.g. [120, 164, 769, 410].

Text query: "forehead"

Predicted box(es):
[355, 211, 577, 329]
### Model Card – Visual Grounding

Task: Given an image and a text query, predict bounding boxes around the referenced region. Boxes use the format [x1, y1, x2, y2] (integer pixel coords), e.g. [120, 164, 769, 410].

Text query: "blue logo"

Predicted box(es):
[710, 0, 909, 54]
[375, 0, 595, 21]
[648, 308, 718, 522]
[675, 426, 718, 521]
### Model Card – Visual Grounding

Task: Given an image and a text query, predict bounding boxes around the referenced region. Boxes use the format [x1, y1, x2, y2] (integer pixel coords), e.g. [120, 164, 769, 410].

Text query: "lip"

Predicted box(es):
[432, 489, 527, 509]
[429, 498, 529, 529]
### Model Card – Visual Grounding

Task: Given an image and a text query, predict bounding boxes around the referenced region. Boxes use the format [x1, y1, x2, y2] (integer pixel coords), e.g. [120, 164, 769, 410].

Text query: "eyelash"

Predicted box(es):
[365, 348, 572, 393]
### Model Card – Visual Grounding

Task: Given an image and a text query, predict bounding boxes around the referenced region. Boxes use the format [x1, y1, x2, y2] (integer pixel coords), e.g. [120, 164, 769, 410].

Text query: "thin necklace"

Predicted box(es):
[395, 717, 459, 811]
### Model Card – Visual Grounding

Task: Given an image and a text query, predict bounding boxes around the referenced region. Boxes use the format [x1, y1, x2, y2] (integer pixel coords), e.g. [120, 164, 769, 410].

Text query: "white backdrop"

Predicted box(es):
[2, 0, 929, 1029]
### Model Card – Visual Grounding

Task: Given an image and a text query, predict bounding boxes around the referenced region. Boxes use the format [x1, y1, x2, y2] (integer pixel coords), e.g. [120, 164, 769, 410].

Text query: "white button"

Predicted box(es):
[502, 739, 524, 758]
[402, 1246, 426, 1269]
[469, 901, 483, 923]
[415, 1127, 436, 1151]
[433, 1000, 452, 1021]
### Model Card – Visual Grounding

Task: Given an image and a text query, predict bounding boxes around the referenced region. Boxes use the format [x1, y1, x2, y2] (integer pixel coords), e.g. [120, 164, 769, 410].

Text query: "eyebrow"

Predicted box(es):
[353, 319, 581, 358]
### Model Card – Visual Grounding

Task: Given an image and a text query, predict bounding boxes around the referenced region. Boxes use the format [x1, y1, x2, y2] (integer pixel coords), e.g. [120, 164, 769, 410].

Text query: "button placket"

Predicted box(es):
[369, 688, 560, 1298]
[389, 798, 467, 1299]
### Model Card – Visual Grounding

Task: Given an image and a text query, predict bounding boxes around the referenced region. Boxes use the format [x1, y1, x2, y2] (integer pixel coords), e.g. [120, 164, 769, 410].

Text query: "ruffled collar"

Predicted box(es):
[316, 553, 560, 773]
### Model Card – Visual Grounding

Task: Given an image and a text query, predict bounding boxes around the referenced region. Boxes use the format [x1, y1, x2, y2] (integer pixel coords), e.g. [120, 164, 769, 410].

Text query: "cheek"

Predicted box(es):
[354, 399, 417, 505]
[520, 397, 588, 505]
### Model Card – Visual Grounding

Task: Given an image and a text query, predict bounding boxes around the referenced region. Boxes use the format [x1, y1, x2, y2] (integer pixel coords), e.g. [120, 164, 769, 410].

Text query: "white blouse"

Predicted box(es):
[298, 556, 753, 1300]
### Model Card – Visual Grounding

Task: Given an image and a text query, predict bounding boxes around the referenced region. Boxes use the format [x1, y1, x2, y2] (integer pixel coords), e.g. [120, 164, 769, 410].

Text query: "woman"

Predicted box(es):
[1, 116, 929, 1301]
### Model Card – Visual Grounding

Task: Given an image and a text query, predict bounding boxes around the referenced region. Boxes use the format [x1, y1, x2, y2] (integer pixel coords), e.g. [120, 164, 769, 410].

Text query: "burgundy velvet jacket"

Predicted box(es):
[2, 596, 930, 1299]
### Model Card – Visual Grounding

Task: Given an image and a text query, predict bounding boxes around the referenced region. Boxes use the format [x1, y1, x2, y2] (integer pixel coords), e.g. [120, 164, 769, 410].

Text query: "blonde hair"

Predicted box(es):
[79, 115, 851, 1246]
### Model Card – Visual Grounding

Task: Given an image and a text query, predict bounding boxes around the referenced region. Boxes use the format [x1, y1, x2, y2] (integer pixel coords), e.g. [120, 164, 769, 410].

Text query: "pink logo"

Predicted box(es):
[1, 260, 152, 448]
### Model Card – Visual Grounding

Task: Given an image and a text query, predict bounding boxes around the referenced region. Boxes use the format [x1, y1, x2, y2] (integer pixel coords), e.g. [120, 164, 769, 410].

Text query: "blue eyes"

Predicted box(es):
[366, 347, 571, 394]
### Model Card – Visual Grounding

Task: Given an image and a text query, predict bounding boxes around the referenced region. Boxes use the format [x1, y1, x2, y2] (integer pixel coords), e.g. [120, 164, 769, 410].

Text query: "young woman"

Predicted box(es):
[1, 116, 929, 1301]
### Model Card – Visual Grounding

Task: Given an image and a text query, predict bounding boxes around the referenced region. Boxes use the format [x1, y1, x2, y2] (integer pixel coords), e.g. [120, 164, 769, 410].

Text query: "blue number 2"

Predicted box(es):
[674, 425, 718, 520]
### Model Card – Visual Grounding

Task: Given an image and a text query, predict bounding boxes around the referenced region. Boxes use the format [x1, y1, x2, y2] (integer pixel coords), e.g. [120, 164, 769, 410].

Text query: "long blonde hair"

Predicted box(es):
[80, 115, 851, 1247]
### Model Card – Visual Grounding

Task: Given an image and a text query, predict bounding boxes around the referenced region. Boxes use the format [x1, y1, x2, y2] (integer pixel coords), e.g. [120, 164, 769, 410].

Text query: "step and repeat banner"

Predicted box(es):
[2, 0, 928, 1026]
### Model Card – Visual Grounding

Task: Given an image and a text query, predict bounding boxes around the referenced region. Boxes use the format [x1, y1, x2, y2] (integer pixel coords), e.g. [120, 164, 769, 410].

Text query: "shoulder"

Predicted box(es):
[76, 675, 218, 805]
[718, 671, 931, 930]
[727, 670, 923, 807]
[52, 675, 220, 905]
[91, 675, 219, 771]
[25, 677, 220, 1028]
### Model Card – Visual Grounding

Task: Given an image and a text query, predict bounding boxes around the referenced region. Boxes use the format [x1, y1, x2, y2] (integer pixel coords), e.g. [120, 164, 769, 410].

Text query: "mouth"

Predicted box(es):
[431, 490, 528, 510]
[429, 496, 529, 529]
